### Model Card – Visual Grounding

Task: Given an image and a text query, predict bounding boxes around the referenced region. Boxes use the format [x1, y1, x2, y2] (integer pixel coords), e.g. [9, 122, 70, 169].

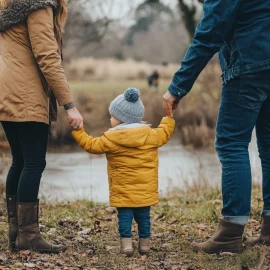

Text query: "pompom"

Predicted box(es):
[124, 88, 140, 103]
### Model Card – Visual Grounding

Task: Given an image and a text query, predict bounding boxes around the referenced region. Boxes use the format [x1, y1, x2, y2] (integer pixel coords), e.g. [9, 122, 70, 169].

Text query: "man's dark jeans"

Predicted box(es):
[215, 73, 270, 224]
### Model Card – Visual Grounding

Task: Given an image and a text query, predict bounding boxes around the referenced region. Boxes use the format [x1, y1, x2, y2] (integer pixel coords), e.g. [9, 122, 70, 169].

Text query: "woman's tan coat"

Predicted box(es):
[0, 0, 72, 124]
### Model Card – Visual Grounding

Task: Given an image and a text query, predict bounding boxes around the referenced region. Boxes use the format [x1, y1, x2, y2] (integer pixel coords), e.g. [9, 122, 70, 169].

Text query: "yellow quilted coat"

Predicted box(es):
[72, 117, 175, 207]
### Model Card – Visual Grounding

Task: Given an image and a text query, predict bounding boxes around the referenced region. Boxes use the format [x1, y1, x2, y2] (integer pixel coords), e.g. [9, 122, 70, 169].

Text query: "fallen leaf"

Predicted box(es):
[140, 255, 147, 261]
[87, 248, 95, 257]
[167, 217, 178, 225]
[0, 253, 8, 263]
[39, 224, 46, 232]
[220, 252, 236, 256]
[24, 263, 36, 268]
[78, 228, 92, 236]
[75, 218, 84, 229]
[47, 228, 57, 235]
[196, 224, 208, 231]
[56, 260, 65, 266]
[31, 257, 49, 263]
[106, 246, 114, 251]
[154, 213, 165, 221]
[20, 250, 31, 260]
[105, 207, 116, 214]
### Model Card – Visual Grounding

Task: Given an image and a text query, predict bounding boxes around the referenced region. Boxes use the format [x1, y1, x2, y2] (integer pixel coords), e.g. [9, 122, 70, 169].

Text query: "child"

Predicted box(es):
[72, 88, 175, 256]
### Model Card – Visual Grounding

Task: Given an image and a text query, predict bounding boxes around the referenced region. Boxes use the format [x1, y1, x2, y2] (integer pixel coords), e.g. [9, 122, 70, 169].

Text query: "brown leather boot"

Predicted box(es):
[120, 238, 134, 257]
[15, 201, 66, 253]
[138, 238, 150, 255]
[246, 216, 270, 246]
[7, 196, 17, 250]
[191, 218, 245, 254]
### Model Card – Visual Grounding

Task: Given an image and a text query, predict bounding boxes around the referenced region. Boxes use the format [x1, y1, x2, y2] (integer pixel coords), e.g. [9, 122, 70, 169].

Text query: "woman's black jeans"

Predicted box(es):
[1, 121, 49, 202]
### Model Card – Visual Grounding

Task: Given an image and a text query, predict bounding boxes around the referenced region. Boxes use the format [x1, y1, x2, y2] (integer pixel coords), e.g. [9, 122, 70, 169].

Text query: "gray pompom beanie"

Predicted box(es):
[109, 88, 145, 124]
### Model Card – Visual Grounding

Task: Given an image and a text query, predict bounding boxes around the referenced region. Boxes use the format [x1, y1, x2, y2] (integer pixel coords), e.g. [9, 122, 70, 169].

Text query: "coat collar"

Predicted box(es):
[0, 0, 58, 32]
[109, 123, 150, 131]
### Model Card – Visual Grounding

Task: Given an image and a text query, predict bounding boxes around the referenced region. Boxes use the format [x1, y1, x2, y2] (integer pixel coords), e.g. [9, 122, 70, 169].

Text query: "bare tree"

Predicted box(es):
[63, 0, 113, 60]
[125, 0, 174, 45]
[178, 0, 203, 42]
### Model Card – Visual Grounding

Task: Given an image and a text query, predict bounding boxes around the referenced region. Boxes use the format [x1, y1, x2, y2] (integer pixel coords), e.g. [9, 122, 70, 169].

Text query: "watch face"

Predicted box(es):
[64, 102, 75, 110]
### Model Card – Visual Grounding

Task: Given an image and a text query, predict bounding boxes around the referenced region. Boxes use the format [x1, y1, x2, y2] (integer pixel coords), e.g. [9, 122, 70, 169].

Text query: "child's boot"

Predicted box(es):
[120, 238, 133, 256]
[139, 238, 150, 255]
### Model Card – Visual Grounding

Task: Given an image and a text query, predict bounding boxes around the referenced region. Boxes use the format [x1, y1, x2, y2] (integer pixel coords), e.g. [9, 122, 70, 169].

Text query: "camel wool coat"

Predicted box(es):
[72, 117, 175, 208]
[0, 0, 72, 124]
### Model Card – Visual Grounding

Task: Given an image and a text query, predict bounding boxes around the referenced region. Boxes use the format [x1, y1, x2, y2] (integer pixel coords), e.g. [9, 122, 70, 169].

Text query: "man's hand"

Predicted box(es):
[162, 91, 180, 117]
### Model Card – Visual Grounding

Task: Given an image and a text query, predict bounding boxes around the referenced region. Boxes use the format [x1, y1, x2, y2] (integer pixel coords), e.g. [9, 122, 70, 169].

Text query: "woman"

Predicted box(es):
[0, 0, 83, 253]
[163, 0, 270, 253]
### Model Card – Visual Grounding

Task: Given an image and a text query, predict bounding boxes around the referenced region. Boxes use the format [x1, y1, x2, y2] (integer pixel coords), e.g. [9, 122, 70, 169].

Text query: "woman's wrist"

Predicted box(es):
[64, 102, 75, 110]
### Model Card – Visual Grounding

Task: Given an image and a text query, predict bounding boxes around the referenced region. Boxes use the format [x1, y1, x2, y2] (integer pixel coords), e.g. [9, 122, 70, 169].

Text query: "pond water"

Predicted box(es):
[37, 135, 261, 203]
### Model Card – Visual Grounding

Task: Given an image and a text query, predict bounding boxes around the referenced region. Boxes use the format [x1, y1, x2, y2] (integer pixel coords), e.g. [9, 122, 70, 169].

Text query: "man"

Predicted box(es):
[163, 0, 270, 253]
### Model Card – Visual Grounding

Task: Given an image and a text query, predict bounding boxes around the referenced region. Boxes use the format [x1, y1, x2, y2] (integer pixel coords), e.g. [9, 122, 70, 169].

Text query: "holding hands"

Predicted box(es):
[65, 106, 84, 129]
[162, 91, 180, 117]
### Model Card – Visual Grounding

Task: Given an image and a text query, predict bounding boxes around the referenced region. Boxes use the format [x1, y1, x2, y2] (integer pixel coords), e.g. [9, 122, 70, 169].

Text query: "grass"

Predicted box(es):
[0, 185, 269, 270]
[68, 79, 171, 93]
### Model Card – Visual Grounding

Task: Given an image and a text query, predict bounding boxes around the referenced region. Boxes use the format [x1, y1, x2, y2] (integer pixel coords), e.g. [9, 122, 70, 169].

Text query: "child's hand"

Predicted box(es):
[66, 107, 84, 129]
[162, 91, 180, 118]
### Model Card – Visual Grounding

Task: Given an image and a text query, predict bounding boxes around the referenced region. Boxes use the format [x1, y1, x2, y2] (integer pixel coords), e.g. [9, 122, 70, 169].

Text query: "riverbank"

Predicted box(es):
[0, 185, 268, 270]
[0, 133, 260, 203]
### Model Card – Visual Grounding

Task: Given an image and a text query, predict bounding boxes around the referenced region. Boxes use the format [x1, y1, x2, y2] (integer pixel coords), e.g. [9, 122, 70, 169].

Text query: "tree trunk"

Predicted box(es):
[178, 0, 203, 42]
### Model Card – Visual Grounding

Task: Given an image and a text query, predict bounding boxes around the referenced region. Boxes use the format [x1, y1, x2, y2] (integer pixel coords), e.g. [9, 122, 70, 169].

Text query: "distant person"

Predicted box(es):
[148, 71, 160, 88]
[0, 0, 83, 253]
[72, 88, 175, 256]
[163, 0, 270, 253]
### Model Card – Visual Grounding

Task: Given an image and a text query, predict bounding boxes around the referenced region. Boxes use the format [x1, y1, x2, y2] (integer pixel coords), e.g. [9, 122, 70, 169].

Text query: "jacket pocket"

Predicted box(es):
[234, 18, 270, 66]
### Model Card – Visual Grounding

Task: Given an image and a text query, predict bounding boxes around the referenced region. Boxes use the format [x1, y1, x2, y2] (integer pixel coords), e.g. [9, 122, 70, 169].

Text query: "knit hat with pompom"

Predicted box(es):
[109, 88, 145, 124]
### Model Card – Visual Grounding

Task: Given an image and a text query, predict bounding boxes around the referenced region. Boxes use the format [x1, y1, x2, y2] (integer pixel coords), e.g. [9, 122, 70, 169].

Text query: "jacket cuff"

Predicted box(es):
[57, 94, 73, 106]
[168, 82, 187, 99]
[161, 117, 175, 126]
[72, 128, 84, 137]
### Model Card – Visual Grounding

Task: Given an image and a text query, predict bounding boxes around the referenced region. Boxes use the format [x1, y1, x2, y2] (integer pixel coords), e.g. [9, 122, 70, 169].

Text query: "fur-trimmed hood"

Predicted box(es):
[0, 0, 58, 32]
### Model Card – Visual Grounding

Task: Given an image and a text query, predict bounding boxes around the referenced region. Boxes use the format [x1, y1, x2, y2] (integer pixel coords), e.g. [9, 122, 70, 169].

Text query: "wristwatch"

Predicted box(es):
[64, 102, 75, 110]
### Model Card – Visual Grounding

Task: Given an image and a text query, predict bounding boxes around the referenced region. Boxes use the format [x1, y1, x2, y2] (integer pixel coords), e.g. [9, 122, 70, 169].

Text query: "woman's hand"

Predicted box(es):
[162, 91, 180, 117]
[66, 107, 84, 129]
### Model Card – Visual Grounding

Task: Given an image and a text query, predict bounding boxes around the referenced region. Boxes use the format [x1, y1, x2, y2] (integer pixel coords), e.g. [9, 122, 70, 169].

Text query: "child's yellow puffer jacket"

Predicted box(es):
[72, 117, 175, 207]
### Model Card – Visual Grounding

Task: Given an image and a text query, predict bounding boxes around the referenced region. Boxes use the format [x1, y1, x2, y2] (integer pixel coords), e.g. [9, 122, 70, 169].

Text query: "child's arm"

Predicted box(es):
[155, 117, 175, 147]
[72, 128, 109, 154]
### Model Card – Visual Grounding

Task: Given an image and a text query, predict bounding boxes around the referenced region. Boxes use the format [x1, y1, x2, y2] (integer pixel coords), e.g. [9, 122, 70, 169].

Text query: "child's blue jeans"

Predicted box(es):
[117, 207, 151, 238]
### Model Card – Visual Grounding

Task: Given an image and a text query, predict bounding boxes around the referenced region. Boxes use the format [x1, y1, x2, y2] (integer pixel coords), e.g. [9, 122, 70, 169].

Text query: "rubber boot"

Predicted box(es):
[191, 218, 245, 254]
[139, 238, 150, 255]
[246, 216, 270, 246]
[15, 201, 66, 253]
[120, 238, 133, 257]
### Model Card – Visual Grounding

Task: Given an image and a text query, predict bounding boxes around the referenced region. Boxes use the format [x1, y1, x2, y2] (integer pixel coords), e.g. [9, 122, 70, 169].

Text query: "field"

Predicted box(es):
[0, 184, 269, 270]
[0, 62, 268, 269]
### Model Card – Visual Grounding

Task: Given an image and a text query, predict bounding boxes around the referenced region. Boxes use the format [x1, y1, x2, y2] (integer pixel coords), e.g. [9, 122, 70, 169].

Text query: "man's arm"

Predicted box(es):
[168, 0, 242, 99]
